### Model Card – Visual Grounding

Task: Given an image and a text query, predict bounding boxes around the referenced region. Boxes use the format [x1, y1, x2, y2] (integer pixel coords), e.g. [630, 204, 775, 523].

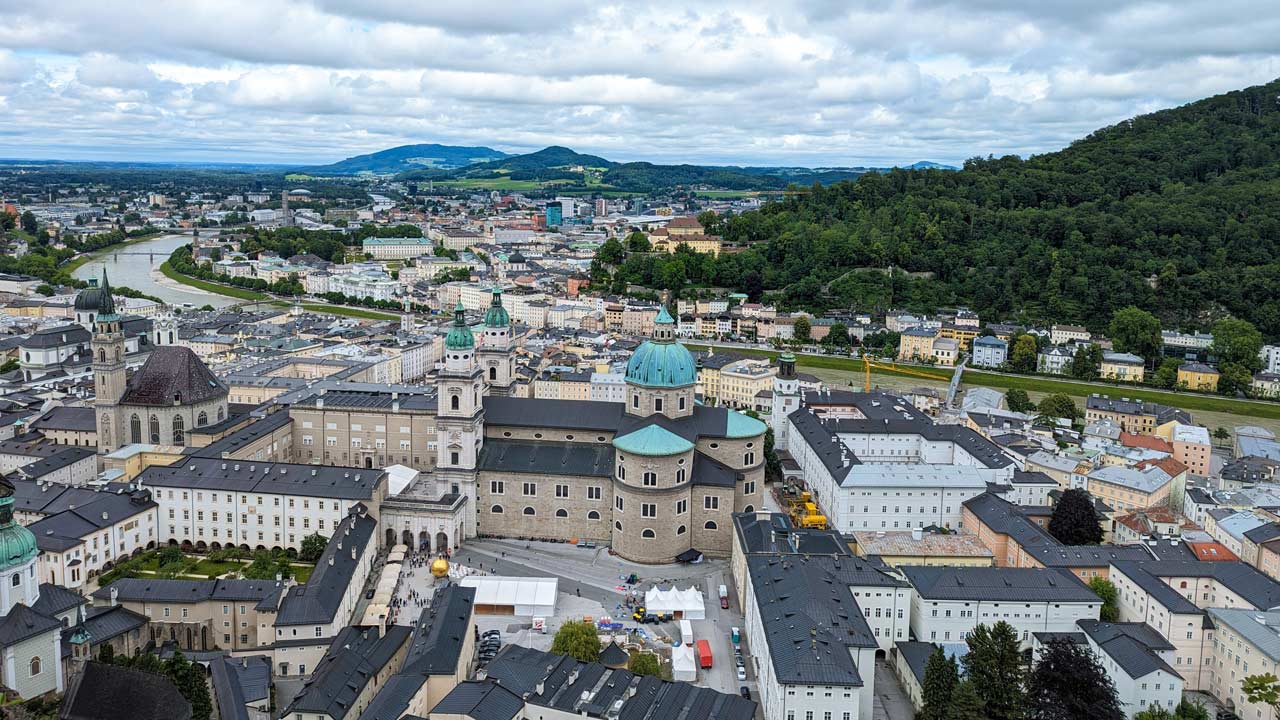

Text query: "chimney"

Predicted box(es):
[911, 528, 923, 541]
[109, 587, 119, 606]
[328, 556, 335, 566]
[351, 547, 356, 560]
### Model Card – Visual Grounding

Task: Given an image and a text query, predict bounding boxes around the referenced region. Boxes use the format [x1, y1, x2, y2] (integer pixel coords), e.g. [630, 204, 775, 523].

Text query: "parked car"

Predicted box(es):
[481, 630, 501, 639]
[739, 687, 751, 700]
[736, 664, 747, 681]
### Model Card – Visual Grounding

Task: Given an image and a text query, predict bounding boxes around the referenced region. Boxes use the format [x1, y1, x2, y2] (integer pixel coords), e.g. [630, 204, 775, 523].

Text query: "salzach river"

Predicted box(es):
[70, 234, 239, 309]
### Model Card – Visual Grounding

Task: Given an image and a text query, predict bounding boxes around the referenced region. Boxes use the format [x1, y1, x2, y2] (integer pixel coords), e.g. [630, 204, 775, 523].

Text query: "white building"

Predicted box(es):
[971, 336, 1008, 368]
[589, 372, 626, 403]
[1074, 620, 1184, 719]
[786, 395, 1015, 533]
[903, 566, 1101, 649]
[361, 236, 433, 260]
[328, 271, 399, 302]
[134, 459, 386, 553]
[20, 481, 158, 589]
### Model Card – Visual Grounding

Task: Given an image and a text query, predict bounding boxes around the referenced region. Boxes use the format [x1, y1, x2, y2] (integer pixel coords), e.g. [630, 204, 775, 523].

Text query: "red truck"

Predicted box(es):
[696, 639, 712, 669]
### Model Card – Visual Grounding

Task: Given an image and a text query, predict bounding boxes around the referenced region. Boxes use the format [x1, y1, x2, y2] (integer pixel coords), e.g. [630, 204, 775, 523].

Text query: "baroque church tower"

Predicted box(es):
[770, 351, 801, 448]
[91, 271, 127, 454]
[477, 287, 515, 396]
[436, 303, 485, 542]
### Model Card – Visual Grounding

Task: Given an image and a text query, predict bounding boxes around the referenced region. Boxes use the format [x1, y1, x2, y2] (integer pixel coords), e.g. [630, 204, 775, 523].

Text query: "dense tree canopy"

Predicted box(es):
[1026, 639, 1124, 720]
[1049, 488, 1104, 545]
[603, 80, 1280, 338]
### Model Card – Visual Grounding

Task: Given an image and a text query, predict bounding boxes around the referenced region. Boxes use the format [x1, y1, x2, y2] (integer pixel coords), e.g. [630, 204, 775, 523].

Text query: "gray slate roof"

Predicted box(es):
[275, 506, 376, 626]
[1076, 620, 1178, 679]
[478, 439, 613, 478]
[30, 406, 96, 433]
[1111, 560, 1280, 614]
[119, 345, 229, 406]
[285, 624, 414, 719]
[428, 680, 523, 720]
[903, 566, 1099, 603]
[137, 457, 384, 500]
[400, 584, 476, 675]
[92, 577, 284, 608]
[60, 661, 192, 720]
[746, 554, 905, 686]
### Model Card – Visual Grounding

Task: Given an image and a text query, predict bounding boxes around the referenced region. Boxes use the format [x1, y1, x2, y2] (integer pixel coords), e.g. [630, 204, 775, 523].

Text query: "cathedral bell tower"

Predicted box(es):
[477, 287, 515, 396]
[770, 351, 801, 448]
[91, 271, 127, 454]
[435, 302, 484, 542]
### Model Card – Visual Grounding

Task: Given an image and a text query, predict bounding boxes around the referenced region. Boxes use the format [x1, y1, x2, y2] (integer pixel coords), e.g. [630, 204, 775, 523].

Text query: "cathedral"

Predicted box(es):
[86, 273, 230, 453]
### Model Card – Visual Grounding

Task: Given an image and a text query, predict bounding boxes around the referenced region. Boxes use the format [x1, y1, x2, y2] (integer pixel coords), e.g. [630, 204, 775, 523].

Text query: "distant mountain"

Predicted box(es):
[302, 143, 510, 175]
[902, 161, 959, 170]
[395, 144, 958, 191]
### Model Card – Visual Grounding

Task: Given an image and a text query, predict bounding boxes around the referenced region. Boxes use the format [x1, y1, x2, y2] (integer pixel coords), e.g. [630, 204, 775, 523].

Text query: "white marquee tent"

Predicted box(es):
[460, 576, 559, 616]
[645, 586, 705, 620]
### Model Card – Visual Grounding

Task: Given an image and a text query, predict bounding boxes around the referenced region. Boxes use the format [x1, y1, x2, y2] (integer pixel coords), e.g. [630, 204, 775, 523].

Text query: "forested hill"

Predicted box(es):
[712, 78, 1280, 338]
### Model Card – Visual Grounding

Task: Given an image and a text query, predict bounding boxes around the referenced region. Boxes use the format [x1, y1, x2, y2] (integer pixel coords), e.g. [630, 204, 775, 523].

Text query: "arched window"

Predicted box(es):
[676, 469, 685, 483]
[641, 528, 655, 539]
[172, 416, 185, 446]
[744, 505, 755, 513]
[130, 414, 141, 444]
[149, 415, 160, 444]
[217, 406, 224, 421]
[29, 657, 40, 677]
[197, 411, 208, 426]
[642, 472, 657, 487]
[451, 394, 460, 411]
[522, 507, 535, 516]
[489, 367, 497, 380]
[704, 521, 718, 530]
[490, 505, 504, 514]
[10, 573, 19, 587]
[744, 452, 755, 465]
[677, 525, 687, 535]
[97, 349, 105, 362]
[588, 511, 601, 520]
[555, 509, 568, 518]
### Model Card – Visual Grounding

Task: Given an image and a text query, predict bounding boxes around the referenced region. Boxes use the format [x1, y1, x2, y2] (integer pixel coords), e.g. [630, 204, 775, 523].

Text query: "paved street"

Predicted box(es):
[873, 660, 913, 720]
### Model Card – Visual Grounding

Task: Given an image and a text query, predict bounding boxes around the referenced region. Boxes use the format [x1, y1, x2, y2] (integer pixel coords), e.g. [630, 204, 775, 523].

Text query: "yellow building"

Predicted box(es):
[1178, 362, 1219, 391]
[1100, 352, 1146, 382]
[897, 328, 938, 362]
[718, 361, 776, 410]
[938, 323, 980, 351]
[650, 217, 723, 256]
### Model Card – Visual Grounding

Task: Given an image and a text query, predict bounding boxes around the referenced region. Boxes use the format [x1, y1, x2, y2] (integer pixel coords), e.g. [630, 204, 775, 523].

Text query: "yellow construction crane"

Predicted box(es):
[861, 356, 950, 391]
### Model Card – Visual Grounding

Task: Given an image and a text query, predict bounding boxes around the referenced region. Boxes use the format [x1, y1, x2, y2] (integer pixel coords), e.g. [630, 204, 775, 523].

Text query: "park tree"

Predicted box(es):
[1218, 362, 1256, 396]
[1037, 393, 1080, 422]
[1008, 334, 1038, 373]
[1109, 307, 1163, 365]
[0, 210, 15, 232]
[962, 622, 1025, 720]
[20, 210, 37, 235]
[629, 652, 662, 678]
[1049, 488, 1103, 545]
[165, 651, 213, 720]
[946, 680, 987, 720]
[1088, 577, 1119, 621]
[1211, 318, 1264, 372]
[1068, 344, 1102, 381]
[1025, 639, 1123, 720]
[551, 621, 601, 663]
[1004, 388, 1034, 413]
[1153, 358, 1182, 388]
[300, 533, 328, 563]
[794, 316, 811, 343]
[596, 237, 626, 266]
[919, 648, 959, 720]
[626, 231, 651, 253]
[824, 322, 852, 347]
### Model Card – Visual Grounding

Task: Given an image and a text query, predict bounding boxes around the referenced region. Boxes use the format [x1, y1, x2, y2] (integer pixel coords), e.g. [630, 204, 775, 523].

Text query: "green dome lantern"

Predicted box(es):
[483, 288, 510, 328]
[444, 302, 475, 350]
[0, 481, 37, 571]
[625, 305, 697, 388]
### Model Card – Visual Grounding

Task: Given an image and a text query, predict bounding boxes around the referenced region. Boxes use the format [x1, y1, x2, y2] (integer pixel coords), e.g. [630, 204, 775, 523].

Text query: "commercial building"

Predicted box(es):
[362, 237, 434, 260]
[1084, 395, 1191, 436]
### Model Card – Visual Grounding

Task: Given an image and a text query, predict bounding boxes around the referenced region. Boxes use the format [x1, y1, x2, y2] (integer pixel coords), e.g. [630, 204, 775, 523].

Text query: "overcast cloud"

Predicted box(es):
[0, 0, 1277, 166]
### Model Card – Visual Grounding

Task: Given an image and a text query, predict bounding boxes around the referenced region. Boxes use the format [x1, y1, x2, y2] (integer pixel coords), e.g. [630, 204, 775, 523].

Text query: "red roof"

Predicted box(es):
[1136, 456, 1189, 477]
[1120, 432, 1173, 453]
[1187, 541, 1238, 561]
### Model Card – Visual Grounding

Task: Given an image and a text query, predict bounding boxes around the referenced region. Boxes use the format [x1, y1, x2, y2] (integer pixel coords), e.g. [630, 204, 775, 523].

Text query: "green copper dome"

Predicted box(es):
[483, 288, 510, 328]
[625, 305, 696, 388]
[444, 302, 475, 350]
[613, 425, 694, 456]
[0, 487, 37, 571]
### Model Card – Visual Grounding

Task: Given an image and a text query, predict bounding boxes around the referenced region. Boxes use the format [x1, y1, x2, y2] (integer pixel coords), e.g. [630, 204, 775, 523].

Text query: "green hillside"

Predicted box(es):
[694, 78, 1280, 339]
[303, 143, 508, 175]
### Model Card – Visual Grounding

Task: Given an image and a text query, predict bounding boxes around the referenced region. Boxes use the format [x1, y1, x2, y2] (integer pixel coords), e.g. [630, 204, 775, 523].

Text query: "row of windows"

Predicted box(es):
[128, 408, 224, 445]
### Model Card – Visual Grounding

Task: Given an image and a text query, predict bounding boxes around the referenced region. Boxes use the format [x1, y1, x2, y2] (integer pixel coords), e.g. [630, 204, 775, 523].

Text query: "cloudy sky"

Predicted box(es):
[0, 0, 1278, 167]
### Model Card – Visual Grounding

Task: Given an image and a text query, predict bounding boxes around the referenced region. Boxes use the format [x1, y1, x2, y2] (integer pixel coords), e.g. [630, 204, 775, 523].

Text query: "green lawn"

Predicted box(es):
[686, 344, 1280, 420]
[298, 303, 399, 321]
[435, 178, 544, 191]
[291, 564, 314, 583]
[160, 262, 268, 301]
[192, 559, 246, 577]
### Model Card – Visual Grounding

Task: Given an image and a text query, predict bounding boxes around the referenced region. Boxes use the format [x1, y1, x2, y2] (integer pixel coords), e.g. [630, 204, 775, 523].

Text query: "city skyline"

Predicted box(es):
[1, 0, 1279, 166]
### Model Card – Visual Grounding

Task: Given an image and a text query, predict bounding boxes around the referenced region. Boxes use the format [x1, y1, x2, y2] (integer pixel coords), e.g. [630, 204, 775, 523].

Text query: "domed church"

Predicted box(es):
[464, 301, 768, 563]
[86, 276, 229, 454]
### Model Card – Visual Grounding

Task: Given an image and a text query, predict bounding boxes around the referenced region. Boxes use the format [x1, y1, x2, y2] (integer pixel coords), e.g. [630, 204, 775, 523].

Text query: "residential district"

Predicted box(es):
[0, 189, 1279, 720]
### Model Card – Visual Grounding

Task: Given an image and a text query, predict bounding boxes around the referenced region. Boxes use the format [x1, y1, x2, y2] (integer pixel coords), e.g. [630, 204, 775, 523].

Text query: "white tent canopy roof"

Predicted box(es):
[460, 576, 559, 608]
[385, 464, 419, 496]
[645, 586, 705, 613]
